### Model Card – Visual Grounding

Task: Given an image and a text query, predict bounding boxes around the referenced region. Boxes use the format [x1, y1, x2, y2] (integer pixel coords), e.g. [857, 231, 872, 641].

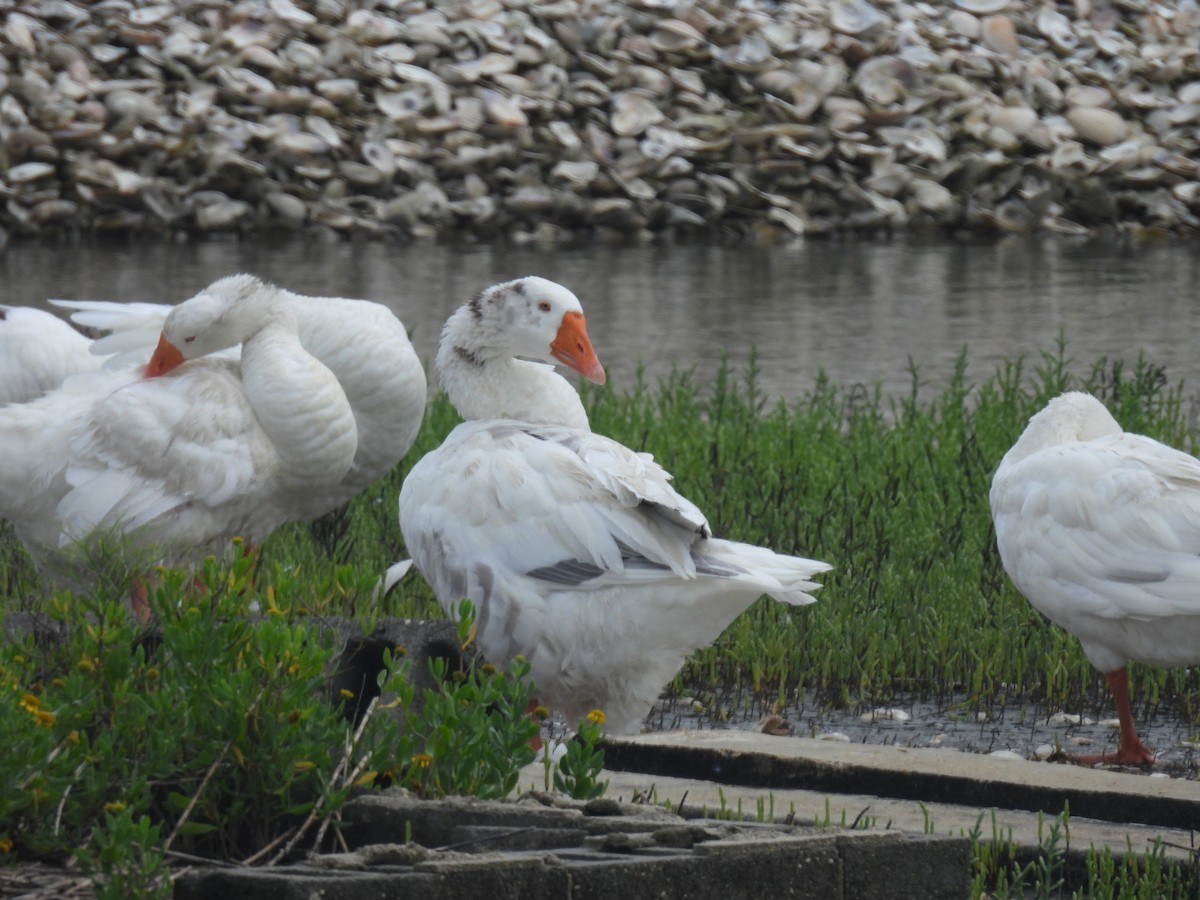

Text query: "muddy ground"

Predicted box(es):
[649, 687, 1200, 781]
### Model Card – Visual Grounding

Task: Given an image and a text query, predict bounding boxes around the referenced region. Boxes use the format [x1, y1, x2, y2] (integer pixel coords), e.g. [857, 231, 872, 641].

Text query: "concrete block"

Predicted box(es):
[838, 831, 973, 900]
[178, 792, 971, 900]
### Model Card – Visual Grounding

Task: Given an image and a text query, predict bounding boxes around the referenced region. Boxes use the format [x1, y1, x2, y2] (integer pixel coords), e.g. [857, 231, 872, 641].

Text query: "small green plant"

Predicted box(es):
[391, 600, 539, 800]
[964, 803, 1200, 899]
[968, 806, 1067, 899]
[0, 543, 406, 871]
[75, 808, 170, 900]
[1080, 838, 1199, 899]
[552, 709, 609, 800]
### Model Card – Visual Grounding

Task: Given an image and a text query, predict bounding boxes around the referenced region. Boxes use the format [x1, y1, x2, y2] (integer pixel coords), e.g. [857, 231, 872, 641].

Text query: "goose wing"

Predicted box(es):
[991, 431, 1200, 622]
[400, 420, 711, 595]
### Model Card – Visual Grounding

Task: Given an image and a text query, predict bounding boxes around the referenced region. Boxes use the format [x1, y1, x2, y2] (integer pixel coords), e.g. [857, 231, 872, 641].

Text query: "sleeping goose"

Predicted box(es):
[55, 274, 427, 514]
[399, 276, 832, 734]
[990, 390, 1200, 765]
[0, 278, 360, 596]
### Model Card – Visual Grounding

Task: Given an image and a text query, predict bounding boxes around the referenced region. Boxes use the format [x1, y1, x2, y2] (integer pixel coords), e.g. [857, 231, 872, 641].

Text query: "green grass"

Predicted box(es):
[966, 805, 1200, 899]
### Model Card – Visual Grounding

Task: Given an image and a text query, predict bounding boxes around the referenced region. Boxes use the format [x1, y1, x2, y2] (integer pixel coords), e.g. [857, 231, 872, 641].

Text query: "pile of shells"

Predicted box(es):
[0, 0, 1198, 245]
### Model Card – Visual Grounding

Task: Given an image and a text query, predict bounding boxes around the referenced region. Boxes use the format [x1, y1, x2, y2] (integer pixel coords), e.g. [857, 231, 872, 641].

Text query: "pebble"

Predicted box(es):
[816, 732, 852, 743]
[1046, 712, 1095, 727]
[989, 750, 1025, 760]
[860, 708, 913, 723]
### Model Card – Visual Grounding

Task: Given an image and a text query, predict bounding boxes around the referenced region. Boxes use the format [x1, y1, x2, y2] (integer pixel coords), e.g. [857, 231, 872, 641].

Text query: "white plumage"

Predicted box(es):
[53, 276, 427, 514]
[990, 390, 1200, 764]
[0, 305, 104, 405]
[0, 275, 425, 593]
[399, 276, 831, 734]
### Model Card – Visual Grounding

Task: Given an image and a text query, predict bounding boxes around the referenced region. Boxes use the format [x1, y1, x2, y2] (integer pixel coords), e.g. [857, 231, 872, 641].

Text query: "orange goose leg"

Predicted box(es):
[1072, 668, 1156, 766]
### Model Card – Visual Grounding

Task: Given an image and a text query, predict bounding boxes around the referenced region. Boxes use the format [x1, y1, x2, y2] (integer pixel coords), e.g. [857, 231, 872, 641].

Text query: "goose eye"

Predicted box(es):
[537, 301, 551, 312]
[184, 336, 197, 344]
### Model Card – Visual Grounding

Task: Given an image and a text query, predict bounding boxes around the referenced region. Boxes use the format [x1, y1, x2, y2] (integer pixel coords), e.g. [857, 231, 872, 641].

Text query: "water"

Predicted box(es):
[4, 234, 1199, 401]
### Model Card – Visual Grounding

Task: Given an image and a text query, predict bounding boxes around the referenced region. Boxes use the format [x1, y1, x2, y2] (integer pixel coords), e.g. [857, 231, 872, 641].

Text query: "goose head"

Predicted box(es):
[1021, 392, 1121, 448]
[449, 276, 606, 385]
[144, 274, 281, 377]
[997, 391, 1124, 473]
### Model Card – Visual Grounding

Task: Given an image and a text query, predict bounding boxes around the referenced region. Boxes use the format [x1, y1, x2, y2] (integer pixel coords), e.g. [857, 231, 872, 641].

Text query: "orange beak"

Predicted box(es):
[144, 333, 186, 377]
[550, 311, 606, 385]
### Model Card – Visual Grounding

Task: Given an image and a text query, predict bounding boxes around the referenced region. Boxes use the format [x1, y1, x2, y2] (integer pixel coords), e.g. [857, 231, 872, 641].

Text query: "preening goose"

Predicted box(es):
[399, 276, 832, 734]
[55, 274, 428, 514]
[990, 390, 1200, 765]
[0, 277, 359, 591]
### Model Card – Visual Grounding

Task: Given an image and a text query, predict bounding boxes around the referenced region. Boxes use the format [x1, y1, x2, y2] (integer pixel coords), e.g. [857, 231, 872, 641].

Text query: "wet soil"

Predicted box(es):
[648, 687, 1200, 781]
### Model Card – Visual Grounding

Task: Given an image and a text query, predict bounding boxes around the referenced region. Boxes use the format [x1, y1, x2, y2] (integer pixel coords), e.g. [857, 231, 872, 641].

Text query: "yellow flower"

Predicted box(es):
[78, 658, 96, 674]
[144, 667, 160, 681]
[34, 709, 56, 728]
[480, 662, 497, 675]
[339, 688, 354, 700]
[410, 753, 432, 769]
[66, 731, 80, 744]
[103, 802, 126, 814]
[19, 692, 40, 712]
[586, 709, 606, 726]
[51, 678, 66, 689]
[532, 705, 550, 721]
[0, 836, 12, 853]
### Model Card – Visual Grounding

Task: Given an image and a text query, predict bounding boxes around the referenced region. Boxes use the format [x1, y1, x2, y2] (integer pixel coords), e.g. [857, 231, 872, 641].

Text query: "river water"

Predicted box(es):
[3, 234, 1199, 402]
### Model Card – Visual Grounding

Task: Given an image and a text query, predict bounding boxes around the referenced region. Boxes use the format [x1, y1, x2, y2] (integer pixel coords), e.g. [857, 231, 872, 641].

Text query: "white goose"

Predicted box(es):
[55, 274, 428, 515]
[0, 279, 360, 591]
[0, 304, 104, 404]
[399, 276, 832, 735]
[990, 391, 1200, 765]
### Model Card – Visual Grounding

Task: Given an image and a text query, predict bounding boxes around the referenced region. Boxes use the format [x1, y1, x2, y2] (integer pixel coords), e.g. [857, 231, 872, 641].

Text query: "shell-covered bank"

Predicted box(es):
[0, 0, 1198, 244]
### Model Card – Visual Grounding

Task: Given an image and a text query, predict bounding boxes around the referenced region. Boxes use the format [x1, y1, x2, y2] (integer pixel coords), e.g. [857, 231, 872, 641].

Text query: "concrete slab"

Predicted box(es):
[568, 730, 1200, 860]
[177, 792, 971, 900]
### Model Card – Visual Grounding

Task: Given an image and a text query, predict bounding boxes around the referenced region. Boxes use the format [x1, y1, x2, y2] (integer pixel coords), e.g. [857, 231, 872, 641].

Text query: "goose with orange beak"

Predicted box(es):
[398, 276, 830, 737]
[58, 273, 427, 523]
[0, 275, 431, 619]
[0, 277, 359, 620]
